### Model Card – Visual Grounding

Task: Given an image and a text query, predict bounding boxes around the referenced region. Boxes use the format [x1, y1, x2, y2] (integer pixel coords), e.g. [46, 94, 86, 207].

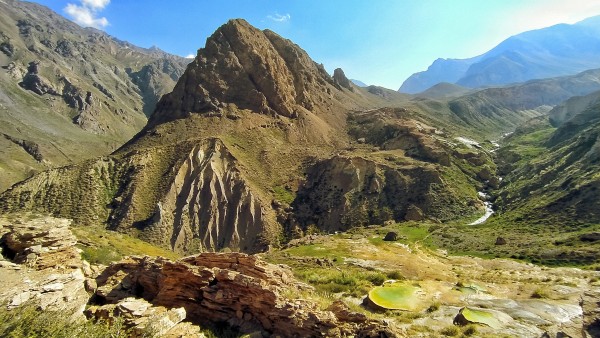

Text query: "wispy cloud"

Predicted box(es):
[185, 54, 195, 59]
[267, 13, 291, 23]
[64, 0, 110, 29]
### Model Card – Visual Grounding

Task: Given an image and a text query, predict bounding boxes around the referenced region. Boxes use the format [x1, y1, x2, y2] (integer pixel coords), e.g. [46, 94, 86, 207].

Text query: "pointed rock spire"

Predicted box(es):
[148, 19, 338, 127]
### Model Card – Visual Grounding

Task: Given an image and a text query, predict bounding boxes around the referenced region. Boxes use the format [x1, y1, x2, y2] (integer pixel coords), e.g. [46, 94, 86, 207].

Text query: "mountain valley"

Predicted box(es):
[0, 2, 599, 337]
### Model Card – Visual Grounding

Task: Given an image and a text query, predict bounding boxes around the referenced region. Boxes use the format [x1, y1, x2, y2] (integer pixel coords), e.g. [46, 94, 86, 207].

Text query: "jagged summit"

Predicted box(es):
[148, 19, 338, 127]
[332, 68, 354, 91]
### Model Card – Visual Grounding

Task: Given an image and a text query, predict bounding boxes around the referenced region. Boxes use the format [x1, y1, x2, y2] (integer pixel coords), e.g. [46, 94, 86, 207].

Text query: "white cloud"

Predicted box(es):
[267, 13, 291, 23]
[81, 0, 109, 10]
[64, 0, 110, 29]
[185, 54, 195, 59]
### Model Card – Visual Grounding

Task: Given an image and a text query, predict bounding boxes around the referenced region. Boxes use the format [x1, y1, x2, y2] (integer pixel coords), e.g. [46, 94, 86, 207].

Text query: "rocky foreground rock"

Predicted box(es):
[0, 216, 88, 319]
[0, 216, 396, 337]
[89, 253, 396, 337]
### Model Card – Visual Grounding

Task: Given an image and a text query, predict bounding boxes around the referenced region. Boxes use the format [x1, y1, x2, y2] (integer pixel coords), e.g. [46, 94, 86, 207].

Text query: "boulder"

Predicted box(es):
[86, 297, 197, 337]
[495, 237, 507, 245]
[383, 232, 399, 241]
[0, 216, 88, 320]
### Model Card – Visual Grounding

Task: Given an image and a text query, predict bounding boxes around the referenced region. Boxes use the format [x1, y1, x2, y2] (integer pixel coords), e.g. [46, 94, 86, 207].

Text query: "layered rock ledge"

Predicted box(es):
[91, 252, 396, 337]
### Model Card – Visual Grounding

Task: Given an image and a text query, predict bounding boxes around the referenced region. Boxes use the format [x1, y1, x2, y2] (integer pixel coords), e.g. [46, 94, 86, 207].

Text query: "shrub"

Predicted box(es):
[426, 301, 440, 313]
[462, 324, 477, 336]
[364, 272, 386, 286]
[531, 288, 549, 299]
[386, 270, 404, 280]
[440, 326, 460, 336]
[0, 302, 128, 337]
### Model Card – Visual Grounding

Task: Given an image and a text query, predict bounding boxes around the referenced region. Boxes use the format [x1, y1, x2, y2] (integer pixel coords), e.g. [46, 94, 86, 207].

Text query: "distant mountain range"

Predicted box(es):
[350, 79, 368, 87]
[400, 15, 600, 93]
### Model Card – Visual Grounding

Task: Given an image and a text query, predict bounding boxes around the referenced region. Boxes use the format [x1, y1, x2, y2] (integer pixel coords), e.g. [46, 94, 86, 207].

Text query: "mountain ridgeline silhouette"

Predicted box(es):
[400, 15, 600, 93]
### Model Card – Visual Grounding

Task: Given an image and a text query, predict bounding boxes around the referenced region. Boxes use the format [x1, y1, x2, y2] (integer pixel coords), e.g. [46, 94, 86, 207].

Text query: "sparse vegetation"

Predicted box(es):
[0, 303, 128, 338]
[74, 225, 180, 264]
[462, 324, 478, 336]
[426, 301, 440, 313]
[440, 326, 460, 336]
[531, 288, 549, 299]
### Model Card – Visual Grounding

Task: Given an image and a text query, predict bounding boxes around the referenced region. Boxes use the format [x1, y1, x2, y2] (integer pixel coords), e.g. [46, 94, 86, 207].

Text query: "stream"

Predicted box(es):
[466, 133, 511, 226]
[468, 192, 494, 225]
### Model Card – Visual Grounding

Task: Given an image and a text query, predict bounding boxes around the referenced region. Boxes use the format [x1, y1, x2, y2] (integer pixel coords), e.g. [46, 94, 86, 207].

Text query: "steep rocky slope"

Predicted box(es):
[0, 0, 187, 191]
[400, 15, 600, 93]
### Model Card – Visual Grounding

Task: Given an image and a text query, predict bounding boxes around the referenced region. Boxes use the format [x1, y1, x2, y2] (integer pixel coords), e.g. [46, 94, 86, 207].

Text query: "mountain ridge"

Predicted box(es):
[0, 0, 189, 191]
[400, 15, 600, 93]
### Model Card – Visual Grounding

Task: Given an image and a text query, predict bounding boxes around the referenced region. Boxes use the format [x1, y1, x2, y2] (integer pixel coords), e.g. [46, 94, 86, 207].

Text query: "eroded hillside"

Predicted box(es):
[0, 0, 188, 191]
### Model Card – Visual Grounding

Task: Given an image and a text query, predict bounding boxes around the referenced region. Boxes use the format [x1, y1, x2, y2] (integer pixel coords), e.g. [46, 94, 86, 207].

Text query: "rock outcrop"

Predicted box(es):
[333, 68, 354, 91]
[2, 133, 44, 162]
[19, 61, 60, 96]
[91, 252, 396, 337]
[1, 216, 79, 269]
[348, 108, 450, 166]
[0, 216, 396, 337]
[149, 19, 337, 126]
[293, 155, 464, 232]
[0, 216, 88, 319]
[86, 297, 203, 337]
[582, 288, 600, 338]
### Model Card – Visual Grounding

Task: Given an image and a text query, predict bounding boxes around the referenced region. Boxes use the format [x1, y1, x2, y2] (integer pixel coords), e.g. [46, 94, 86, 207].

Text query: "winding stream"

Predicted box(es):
[468, 191, 494, 225]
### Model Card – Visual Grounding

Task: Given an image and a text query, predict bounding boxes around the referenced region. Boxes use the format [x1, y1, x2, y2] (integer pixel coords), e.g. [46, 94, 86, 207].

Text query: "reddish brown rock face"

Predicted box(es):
[92, 252, 396, 337]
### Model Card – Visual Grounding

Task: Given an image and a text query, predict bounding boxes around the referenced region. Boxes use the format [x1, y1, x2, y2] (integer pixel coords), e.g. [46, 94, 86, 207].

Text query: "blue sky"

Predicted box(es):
[29, 0, 600, 89]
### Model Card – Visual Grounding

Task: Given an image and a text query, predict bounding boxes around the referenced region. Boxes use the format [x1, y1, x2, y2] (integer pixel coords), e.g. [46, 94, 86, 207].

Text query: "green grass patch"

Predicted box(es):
[273, 186, 296, 205]
[74, 225, 180, 264]
[284, 242, 352, 259]
[294, 267, 388, 297]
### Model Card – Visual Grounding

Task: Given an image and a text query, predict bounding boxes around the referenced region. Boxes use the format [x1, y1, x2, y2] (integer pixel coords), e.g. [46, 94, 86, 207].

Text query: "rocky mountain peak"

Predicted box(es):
[148, 18, 337, 127]
[333, 68, 353, 91]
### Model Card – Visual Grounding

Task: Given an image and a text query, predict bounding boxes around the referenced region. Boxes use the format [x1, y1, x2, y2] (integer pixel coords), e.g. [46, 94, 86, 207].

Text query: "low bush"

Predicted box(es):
[0, 302, 128, 337]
